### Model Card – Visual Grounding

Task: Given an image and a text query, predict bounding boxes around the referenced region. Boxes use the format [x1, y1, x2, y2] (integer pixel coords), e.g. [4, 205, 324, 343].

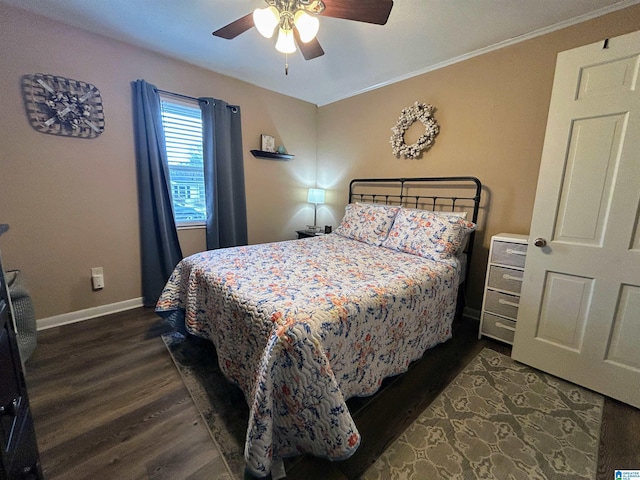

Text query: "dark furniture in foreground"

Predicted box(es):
[0, 226, 43, 480]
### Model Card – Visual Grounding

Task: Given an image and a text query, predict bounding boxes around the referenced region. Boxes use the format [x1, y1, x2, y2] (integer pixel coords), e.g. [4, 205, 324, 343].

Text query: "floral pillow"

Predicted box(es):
[381, 208, 477, 260]
[359, 202, 468, 219]
[335, 203, 400, 246]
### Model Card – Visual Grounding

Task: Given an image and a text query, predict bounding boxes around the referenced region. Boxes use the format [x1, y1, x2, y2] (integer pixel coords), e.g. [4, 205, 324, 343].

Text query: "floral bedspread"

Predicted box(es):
[156, 234, 461, 477]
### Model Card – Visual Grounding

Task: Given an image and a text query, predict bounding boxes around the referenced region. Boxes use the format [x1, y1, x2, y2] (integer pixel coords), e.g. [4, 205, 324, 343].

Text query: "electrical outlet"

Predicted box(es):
[91, 267, 104, 290]
[92, 274, 104, 290]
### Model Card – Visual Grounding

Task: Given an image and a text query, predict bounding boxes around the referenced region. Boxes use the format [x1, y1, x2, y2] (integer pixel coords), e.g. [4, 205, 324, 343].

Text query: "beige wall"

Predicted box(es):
[316, 4, 640, 309]
[0, 5, 317, 318]
[2, 3, 639, 320]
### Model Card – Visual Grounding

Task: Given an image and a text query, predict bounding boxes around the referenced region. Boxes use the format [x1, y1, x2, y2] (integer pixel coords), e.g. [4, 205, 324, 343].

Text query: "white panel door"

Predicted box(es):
[512, 30, 640, 408]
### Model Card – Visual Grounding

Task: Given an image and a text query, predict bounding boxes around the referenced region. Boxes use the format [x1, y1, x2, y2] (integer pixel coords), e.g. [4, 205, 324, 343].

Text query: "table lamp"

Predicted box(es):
[307, 188, 325, 231]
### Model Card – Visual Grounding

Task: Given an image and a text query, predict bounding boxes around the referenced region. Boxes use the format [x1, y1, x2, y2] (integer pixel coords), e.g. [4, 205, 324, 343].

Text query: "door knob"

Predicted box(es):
[534, 238, 547, 247]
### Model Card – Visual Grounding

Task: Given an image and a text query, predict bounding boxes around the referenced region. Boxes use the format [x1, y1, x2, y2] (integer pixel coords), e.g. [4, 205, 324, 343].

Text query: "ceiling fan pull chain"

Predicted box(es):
[285, 53, 289, 75]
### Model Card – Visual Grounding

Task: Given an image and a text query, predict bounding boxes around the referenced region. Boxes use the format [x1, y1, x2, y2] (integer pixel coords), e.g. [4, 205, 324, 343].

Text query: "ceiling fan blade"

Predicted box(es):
[212, 12, 254, 39]
[321, 0, 393, 25]
[294, 29, 325, 60]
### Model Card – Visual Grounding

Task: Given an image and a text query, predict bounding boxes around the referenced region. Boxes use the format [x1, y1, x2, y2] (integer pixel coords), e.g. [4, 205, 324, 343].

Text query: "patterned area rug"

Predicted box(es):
[363, 348, 604, 480]
[163, 333, 604, 480]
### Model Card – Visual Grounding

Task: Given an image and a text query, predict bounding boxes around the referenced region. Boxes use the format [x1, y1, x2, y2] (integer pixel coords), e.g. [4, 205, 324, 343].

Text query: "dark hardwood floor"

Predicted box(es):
[25, 308, 228, 480]
[24, 308, 640, 480]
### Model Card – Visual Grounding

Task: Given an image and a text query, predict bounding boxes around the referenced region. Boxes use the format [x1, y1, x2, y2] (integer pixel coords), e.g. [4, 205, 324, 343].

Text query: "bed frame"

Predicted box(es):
[348, 176, 482, 285]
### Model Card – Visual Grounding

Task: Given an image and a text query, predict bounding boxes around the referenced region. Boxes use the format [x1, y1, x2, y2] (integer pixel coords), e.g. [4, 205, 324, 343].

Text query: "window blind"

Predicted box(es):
[159, 96, 206, 224]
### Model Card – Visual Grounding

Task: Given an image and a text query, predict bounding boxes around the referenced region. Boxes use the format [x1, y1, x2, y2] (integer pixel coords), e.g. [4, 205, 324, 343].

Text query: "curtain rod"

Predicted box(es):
[155, 88, 239, 112]
[155, 88, 200, 102]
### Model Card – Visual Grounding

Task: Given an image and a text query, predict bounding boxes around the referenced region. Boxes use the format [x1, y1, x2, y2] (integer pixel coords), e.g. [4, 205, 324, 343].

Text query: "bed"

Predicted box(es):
[156, 176, 482, 478]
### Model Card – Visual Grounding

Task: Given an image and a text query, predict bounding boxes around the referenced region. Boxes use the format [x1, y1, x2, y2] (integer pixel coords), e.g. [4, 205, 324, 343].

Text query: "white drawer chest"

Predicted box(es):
[478, 233, 528, 344]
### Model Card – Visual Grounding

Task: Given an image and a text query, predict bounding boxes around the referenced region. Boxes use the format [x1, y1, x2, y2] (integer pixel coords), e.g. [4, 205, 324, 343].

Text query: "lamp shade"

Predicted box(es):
[275, 27, 296, 54]
[253, 6, 280, 38]
[294, 10, 320, 43]
[307, 188, 325, 204]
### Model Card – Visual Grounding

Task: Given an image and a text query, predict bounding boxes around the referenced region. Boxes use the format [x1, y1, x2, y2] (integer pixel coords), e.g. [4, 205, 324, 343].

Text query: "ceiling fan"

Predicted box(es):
[212, 0, 394, 62]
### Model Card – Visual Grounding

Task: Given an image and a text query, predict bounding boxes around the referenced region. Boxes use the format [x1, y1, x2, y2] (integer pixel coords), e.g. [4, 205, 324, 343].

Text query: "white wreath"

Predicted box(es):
[390, 101, 439, 159]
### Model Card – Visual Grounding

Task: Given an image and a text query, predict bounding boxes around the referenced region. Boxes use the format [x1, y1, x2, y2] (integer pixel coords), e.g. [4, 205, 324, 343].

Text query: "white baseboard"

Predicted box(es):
[462, 307, 480, 321]
[36, 297, 144, 331]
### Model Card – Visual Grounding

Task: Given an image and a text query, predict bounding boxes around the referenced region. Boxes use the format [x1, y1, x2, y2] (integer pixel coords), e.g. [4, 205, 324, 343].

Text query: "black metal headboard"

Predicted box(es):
[348, 177, 482, 284]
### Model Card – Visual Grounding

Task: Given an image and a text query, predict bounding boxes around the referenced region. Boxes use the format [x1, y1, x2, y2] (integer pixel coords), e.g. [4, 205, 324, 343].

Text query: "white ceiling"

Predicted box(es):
[3, 0, 638, 106]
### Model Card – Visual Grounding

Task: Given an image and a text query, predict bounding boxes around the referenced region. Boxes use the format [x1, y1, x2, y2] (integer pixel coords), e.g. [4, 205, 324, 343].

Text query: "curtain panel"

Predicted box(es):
[199, 98, 248, 250]
[132, 80, 183, 307]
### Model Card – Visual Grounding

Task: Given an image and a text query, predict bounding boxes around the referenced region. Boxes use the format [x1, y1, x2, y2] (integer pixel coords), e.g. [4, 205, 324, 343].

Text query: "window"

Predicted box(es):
[159, 95, 207, 226]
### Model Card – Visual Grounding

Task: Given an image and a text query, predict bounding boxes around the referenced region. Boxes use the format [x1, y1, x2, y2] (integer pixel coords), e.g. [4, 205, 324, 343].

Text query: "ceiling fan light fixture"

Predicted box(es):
[275, 26, 297, 54]
[294, 10, 319, 43]
[253, 6, 280, 38]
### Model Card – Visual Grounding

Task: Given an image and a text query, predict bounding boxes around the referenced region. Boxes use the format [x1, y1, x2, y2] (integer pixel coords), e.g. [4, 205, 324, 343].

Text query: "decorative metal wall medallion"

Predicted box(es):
[21, 73, 105, 138]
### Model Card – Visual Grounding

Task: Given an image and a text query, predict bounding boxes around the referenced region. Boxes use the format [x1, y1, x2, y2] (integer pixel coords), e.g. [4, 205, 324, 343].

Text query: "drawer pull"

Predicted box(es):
[22, 462, 40, 479]
[0, 397, 20, 417]
[506, 248, 526, 256]
[502, 274, 523, 282]
[495, 321, 516, 332]
[498, 298, 519, 308]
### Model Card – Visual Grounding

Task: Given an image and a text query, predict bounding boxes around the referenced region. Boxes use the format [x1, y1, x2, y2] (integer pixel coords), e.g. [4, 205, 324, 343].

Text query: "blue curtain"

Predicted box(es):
[132, 80, 183, 307]
[199, 98, 248, 249]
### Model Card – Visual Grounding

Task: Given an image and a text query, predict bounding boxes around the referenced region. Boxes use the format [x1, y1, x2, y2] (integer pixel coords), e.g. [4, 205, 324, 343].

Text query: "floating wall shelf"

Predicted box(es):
[250, 150, 294, 160]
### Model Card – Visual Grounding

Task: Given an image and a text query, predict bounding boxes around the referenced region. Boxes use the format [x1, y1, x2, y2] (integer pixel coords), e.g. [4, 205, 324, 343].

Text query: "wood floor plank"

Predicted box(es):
[53, 397, 210, 480]
[185, 455, 235, 480]
[597, 398, 640, 479]
[32, 362, 184, 448]
[40, 388, 192, 478]
[145, 429, 227, 480]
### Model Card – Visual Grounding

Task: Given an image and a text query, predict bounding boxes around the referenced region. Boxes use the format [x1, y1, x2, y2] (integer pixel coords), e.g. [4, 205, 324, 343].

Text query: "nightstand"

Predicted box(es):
[479, 233, 528, 344]
[296, 230, 323, 239]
